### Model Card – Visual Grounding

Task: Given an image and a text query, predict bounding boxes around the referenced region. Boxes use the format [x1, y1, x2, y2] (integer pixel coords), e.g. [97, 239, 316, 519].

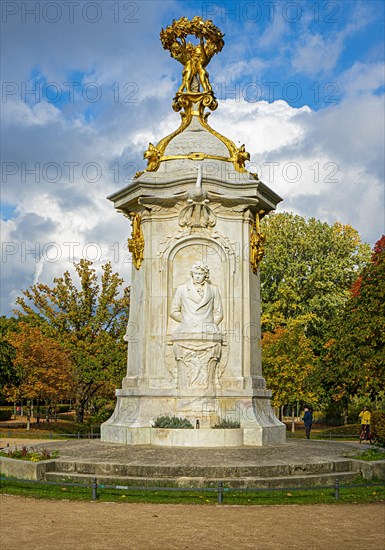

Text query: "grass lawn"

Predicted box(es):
[1, 477, 384, 506]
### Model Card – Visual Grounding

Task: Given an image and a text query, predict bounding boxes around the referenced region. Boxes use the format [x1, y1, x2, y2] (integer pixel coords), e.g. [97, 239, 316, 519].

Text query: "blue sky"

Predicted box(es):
[1, 0, 384, 315]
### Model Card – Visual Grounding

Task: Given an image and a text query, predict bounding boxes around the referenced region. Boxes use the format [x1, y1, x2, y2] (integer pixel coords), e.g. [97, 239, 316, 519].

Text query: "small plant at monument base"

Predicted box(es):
[212, 418, 241, 429]
[0, 446, 59, 462]
[152, 415, 194, 429]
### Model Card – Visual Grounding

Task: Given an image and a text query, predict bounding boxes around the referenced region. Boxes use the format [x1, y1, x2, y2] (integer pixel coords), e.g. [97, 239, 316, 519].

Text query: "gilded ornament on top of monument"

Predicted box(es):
[160, 16, 224, 109]
[139, 16, 250, 175]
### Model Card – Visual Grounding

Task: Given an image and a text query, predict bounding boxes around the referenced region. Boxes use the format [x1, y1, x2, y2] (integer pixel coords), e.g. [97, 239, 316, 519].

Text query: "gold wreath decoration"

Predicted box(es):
[160, 16, 224, 54]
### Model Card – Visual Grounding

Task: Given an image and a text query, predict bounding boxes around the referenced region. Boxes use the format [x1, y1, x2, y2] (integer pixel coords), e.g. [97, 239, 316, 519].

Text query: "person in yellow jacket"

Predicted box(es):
[359, 406, 371, 439]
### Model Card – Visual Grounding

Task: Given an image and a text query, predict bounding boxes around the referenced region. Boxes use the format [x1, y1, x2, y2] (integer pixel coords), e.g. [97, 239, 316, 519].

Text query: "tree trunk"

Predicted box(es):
[75, 401, 85, 423]
[344, 400, 349, 425]
[26, 401, 31, 430]
[291, 407, 295, 433]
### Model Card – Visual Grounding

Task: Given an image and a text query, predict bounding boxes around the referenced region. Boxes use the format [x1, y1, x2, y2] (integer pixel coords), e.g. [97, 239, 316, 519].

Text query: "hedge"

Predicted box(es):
[0, 410, 13, 421]
[371, 411, 385, 446]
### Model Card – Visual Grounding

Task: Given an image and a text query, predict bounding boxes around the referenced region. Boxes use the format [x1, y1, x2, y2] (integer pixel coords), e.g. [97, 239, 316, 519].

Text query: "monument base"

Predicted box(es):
[101, 391, 286, 447]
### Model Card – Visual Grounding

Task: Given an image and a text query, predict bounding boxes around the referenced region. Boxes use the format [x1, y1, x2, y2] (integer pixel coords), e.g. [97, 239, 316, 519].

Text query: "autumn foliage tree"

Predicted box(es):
[4, 323, 73, 416]
[321, 235, 385, 403]
[259, 213, 371, 419]
[262, 317, 318, 413]
[15, 259, 130, 422]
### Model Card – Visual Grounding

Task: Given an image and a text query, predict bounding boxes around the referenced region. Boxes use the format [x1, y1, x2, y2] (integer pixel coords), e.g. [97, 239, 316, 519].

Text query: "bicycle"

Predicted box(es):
[359, 425, 376, 444]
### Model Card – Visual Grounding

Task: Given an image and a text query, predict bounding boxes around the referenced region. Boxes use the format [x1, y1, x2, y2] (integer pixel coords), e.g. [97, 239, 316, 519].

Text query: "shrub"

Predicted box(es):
[0, 410, 13, 421]
[371, 411, 385, 447]
[152, 415, 193, 429]
[212, 418, 240, 429]
[0, 446, 59, 461]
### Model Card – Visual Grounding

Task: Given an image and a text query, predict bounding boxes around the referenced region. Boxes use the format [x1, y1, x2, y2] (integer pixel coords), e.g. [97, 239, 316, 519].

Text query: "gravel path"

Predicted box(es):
[1, 495, 384, 550]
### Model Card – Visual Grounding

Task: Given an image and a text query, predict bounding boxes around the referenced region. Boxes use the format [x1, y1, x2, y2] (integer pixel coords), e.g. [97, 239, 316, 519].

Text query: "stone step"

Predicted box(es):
[51, 458, 358, 479]
[44, 470, 360, 489]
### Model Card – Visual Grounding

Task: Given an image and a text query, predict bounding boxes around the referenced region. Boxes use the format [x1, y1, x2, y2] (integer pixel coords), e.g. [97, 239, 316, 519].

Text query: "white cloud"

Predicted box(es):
[210, 95, 384, 245]
[2, 99, 62, 127]
[338, 61, 385, 97]
[291, 33, 344, 77]
[213, 99, 310, 155]
[1, 0, 384, 316]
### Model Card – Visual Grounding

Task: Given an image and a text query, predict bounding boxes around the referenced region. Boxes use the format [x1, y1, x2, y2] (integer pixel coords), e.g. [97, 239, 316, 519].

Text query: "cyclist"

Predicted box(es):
[359, 406, 371, 440]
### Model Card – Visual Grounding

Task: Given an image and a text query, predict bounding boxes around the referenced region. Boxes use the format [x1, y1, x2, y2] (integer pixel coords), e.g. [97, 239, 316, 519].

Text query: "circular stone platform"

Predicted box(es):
[4, 438, 381, 488]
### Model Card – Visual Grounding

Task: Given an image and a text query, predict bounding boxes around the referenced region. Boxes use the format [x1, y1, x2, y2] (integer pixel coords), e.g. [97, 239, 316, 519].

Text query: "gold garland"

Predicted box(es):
[128, 213, 144, 270]
[250, 211, 266, 274]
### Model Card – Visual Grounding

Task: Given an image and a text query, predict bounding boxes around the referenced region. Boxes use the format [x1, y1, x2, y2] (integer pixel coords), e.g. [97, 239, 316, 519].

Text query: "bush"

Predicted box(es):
[371, 411, 385, 446]
[0, 445, 59, 461]
[152, 415, 193, 429]
[0, 410, 13, 421]
[212, 418, 240, 429]
[57, 404, 71, 413]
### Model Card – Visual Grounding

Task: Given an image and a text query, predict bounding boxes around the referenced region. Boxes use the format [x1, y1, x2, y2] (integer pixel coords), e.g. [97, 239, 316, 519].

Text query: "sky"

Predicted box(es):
[1, 0, 384, 316]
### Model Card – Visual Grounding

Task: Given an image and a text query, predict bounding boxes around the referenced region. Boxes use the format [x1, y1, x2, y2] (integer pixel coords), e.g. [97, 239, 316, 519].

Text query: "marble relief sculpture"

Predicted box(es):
[170, 263, 223, 392]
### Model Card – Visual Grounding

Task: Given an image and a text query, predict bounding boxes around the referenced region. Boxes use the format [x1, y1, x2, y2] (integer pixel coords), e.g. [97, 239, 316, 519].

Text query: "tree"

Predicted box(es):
[4, 323, 73, 426]
[260, 213, 371, 350]
[0, 316, 18, 393]
[15, 259, 130, 422]
[262, 317, 318, 418]
[322, 235, 385, 403]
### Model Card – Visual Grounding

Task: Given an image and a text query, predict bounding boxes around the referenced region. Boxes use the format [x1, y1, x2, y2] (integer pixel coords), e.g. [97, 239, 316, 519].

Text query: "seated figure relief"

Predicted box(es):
[170, 262, 223, 392]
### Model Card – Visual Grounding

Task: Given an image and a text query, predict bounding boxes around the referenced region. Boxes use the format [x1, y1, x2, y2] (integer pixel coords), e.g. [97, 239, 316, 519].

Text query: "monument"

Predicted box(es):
[101, 17, 286, 446]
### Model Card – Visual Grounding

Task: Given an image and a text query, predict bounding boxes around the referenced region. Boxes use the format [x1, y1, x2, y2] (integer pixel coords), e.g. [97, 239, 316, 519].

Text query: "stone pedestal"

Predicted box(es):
[101, 116, 286, 445]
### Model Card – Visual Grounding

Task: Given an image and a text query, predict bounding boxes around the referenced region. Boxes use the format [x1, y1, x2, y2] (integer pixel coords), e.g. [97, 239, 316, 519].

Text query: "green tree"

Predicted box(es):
[16, 259, 130, 422]
[260, 213, 370, 350]
[322, 235, 385, 403]
[0, 316, 19, 393]
[262, 316, 318, 414]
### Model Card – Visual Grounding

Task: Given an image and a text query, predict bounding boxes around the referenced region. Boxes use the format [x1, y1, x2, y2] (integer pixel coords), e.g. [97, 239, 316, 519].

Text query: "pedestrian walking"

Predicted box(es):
[302, 407, 313, 439]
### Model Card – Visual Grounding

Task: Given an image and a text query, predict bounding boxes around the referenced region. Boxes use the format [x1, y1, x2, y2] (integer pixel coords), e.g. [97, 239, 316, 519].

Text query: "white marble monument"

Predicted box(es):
[101, 17, 286, 446]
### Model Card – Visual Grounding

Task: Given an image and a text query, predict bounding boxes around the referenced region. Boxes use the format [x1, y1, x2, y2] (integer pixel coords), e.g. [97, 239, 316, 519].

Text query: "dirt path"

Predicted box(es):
[1, 495, 384, 550]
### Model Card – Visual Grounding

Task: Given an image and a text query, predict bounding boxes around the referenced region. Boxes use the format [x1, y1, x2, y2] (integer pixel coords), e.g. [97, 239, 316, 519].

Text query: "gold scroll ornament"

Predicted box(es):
[128, 213, 144, 270]
[250, 212, 266, 274]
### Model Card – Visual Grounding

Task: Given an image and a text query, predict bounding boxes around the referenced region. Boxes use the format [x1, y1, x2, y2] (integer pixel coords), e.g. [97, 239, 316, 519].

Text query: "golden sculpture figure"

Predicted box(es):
[161, 16, 224, 94]
[143, 143, 161, 172]
[236, 145, 251, 170]
[171, 37, 212, 93]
